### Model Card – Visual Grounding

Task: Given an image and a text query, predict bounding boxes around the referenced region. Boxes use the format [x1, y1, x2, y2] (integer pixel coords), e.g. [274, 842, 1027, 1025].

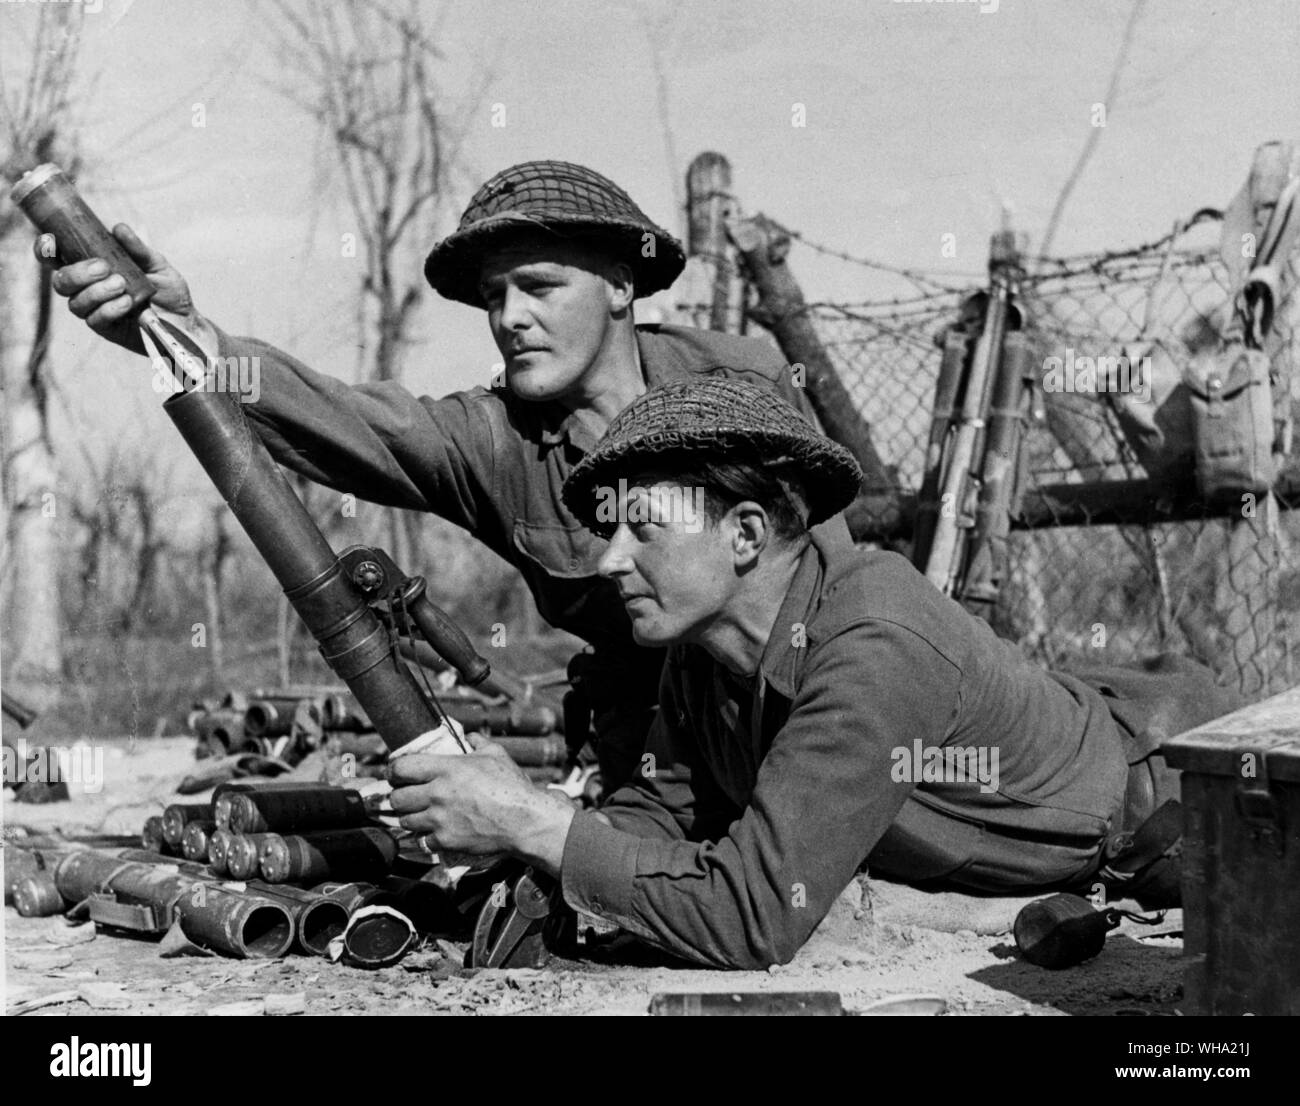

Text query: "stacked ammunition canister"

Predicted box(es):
[188, 685, 568, 778]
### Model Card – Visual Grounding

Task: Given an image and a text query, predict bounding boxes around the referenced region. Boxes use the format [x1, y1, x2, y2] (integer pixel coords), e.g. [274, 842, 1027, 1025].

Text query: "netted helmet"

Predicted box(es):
[424, 160, 686, 308]
[563, 377, 863, 536]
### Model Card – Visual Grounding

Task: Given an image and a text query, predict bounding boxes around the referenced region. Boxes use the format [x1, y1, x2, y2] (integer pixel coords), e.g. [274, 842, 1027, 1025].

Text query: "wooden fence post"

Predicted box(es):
[727, 213, 897, 500]
[682, 152, 743, 333]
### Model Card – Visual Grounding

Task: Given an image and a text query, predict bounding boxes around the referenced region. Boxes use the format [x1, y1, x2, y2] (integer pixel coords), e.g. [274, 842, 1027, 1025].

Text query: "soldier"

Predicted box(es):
[387, 377, 1235, 970]
[39, 160, 834, 793]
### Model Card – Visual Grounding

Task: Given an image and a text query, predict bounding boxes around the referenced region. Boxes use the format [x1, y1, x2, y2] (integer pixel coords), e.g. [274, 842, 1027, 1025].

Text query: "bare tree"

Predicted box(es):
[63, 439, 177, 632]
[1038, 0, 1149, 260]
[0, 5, 85, 699]
[632, 0, 688, 219]
[263, 0, 491, 568]
[201, 505, 231, 678]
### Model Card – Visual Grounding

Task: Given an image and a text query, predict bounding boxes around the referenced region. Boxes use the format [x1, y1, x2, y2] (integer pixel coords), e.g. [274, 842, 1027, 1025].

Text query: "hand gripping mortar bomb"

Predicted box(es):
[8, 165, 559, 968]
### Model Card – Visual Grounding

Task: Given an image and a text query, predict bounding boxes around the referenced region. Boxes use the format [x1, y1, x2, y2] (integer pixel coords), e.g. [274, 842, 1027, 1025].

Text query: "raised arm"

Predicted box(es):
[40, 223, 497, 533]
[216, 326, 494, 527]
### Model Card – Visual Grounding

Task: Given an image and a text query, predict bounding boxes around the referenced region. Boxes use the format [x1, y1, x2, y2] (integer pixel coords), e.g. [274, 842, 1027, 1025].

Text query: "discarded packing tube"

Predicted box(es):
[244, 697, 317, 738]
[181, 820, 217, 863]
[227, 786, 367, 835]
[193, 708, 250, 754]
[342, 905, 417, 968]
[212, 779, 322, 830]
[312, 888, 418, 966]
[13, 871, 65, 917]
[494, 736, 568, 767]
[179, 883, 295, 960]
[5, 849, 46, 904]
[244, 883, 349, 957]
[324, 696, 556, 738]
[54, 849, 294, 958]
[322, 694, 364, 730]
[315, 880, 378, 915]
[226, 833, 281, 881]
[442, 701, 557, 737]
[316, 876, 463, 935]
[162, 803, 212, 846]
[260, 827, 398, 885]
[207, 828, 236, 876]
[114, 849, 347, 957]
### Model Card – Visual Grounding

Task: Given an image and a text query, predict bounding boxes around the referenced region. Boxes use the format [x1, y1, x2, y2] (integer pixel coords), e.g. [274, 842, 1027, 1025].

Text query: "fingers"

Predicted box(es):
[67, 273, 134, 323]
[387, 780, 438, 816]
[386, 752, 454, 787]
[36, 223, 166, 285]
[48, 258, 137, 329]
[49, 257, 112, 298]
[466, 731, 507, 756]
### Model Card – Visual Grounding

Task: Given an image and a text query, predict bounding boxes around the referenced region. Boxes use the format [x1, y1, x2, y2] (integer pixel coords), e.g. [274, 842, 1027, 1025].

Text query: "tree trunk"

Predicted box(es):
[0, 225, 64, 698]
[202, 506, 229, 678]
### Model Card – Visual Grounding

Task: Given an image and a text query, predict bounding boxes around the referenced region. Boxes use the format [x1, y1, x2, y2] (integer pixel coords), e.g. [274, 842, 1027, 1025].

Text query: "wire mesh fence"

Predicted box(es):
[680, 220, 1300, 700]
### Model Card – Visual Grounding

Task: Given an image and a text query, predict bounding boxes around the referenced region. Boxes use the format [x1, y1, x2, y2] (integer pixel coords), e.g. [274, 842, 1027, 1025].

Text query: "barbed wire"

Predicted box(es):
[760, 217, 980, 293]
[731, 228, 1297, 698]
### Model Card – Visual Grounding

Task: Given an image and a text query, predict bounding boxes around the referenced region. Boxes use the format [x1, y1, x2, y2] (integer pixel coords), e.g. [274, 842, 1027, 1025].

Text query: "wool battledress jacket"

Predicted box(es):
[214, 323, 820, 788]
[560, 521, 1134, 969]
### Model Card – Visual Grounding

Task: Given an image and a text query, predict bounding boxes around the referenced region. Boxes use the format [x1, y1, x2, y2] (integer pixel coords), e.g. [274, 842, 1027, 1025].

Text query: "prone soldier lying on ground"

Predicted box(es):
[386, 377, 1238, 970]
[39, 160, 840, 795]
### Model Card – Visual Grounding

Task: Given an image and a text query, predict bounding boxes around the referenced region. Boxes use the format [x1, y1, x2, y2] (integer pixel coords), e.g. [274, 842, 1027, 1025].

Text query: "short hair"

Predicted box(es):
[632, 448, 812, 542]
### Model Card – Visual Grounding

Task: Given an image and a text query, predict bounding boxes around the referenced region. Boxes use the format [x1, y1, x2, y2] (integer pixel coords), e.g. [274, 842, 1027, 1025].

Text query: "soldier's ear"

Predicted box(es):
[730, 502, 769, 566]
[606, 261, 635, 312]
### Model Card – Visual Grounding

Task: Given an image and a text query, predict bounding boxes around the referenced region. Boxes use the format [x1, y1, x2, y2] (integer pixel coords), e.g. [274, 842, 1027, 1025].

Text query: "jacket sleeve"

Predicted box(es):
[215, 327, 497, 533]
[559, 620, 960, 969]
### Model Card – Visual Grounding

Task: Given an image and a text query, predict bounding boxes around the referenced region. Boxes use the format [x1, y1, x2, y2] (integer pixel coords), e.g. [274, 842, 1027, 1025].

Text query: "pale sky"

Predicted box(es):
[4, 0, 1300, 531]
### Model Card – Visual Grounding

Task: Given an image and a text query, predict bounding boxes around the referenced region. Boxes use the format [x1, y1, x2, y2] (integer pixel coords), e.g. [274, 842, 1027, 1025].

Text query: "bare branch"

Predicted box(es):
[1038, 0, 1148, 260]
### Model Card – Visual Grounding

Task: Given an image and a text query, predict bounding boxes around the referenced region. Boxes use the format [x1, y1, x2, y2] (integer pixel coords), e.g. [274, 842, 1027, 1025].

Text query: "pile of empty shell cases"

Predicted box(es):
[7, 781, 492, 968]
[186, 684, 586, 792]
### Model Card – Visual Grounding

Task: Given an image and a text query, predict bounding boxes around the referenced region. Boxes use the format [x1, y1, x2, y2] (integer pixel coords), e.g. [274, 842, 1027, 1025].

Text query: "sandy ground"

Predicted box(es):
[3, 737, 1187, 1017]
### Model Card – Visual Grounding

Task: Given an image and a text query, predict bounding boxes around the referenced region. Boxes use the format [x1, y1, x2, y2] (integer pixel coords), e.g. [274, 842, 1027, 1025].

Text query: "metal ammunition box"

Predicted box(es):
[1162, 686, 1300, 1015]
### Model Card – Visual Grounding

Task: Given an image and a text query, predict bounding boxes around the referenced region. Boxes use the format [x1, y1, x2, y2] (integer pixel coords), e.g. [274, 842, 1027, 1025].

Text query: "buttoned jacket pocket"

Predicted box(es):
[512, 520, 606, 579]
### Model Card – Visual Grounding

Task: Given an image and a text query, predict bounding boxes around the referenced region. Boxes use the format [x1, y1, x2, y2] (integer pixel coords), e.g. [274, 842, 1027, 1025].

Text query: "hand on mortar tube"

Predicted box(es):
[387, 732, 577, 878]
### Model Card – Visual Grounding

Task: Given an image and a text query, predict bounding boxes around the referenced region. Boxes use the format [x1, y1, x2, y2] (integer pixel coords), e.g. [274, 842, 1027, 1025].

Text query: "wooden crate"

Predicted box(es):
[1162, 685, 1300, 1015]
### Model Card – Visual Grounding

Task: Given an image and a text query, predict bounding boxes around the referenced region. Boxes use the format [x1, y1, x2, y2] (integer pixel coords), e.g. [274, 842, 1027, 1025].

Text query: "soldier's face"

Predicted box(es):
[479, 235, 632, 403]
[595, 480, 736, 648]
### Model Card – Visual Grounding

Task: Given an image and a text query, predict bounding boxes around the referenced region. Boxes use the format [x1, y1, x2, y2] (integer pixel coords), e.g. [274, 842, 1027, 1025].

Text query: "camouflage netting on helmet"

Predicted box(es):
[425, 160, 686, 307]
[563, 377, 863, 536]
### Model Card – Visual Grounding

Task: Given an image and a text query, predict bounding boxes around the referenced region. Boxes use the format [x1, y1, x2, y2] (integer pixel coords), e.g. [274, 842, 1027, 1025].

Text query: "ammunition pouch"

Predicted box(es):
[1184, 344, 1278, 505]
